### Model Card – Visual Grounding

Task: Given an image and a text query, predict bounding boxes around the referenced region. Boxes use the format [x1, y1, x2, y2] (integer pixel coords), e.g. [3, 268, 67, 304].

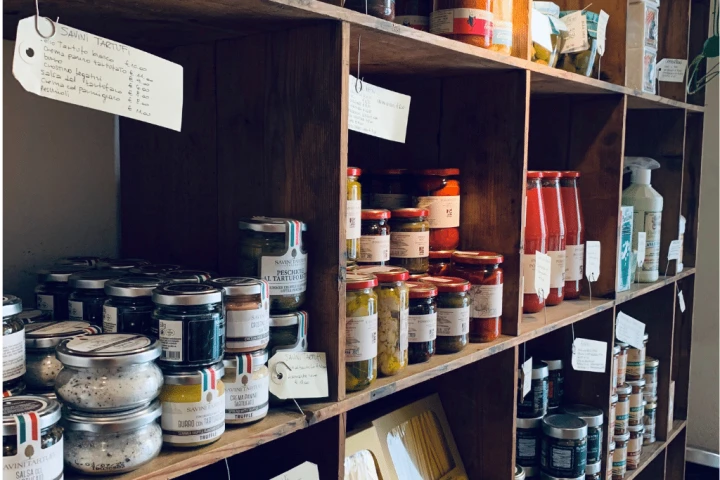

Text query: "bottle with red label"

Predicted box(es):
[560, 171, 585, 299]
[540, 171, 566, 306]
[523, 171, 547, 313]
[430, 0, 494, 48]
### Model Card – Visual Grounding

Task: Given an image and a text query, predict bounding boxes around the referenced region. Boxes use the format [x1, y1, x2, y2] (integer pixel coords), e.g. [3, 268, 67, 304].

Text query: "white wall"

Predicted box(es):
[2, 40, 118, 308]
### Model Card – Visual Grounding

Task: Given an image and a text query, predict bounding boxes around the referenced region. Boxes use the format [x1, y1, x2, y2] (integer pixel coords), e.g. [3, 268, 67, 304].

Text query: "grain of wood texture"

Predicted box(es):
[682, 113, 704, 268]
[657, 0, 691, 102]
[672, 276, 695, 421]
[687, 0, 712, 106]
[513, 0, 530, 60]
[664, 428, 688, 480]
[520, 298, 615, 336]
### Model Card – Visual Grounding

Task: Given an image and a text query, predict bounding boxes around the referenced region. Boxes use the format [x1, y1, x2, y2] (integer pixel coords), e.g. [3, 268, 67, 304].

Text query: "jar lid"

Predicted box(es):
[105, 276, 167, 297]
[3, 295, 22, 317]
[421, 276, 471, 293]
[611, 393, 619, 403]
[645, 356, 659, 368]
[415, 168, 460, 176]
[407, 282, 438, 298]
[347, 167, 362, 176]
[361, 209, 391, 220]
[540, 171, 562, 178]
[238, 216, 307, 234]
[270, 310, 307, 327]
[616, 341, 629, 348]
[68, 270, 128, 289]
[370, 168, 407, 176]
[514, 465, 525, 480]
[409, 273, 430, 281]
[429, 250, 454, 260]
[614, 432, 631, 442]
[542, 414, 588, 440]
[645, 399, 657, 408]
[18, 308, 52, 324]
[3, 396, 62, 435]
[25, 321, 101, 349]
[97, 258, 149, 270]
[452, 251, 504, 265]
[628, 424, 645, 433]
[38, 265, 93, 283]
[56, 256, 101, 267]
[560, 171, 581, 178]
[613, 344, 621, 354]
[129, 263, 182, 276]
[532, 361, 549, 379]
[627, 378, 647, 387]
[159, 269, 214, 283]
[56, 334, 161, 367]
[561, 404, 604, 427]
[152, 283, 222, 306]
[346, 273, 378, 290]
[516, 415, 543, 429]
[609, 441, 616, 451]
[543, 359, 563, 370]
[62, 400, 162, 433]
[617, 383, 632, 395]
[585, 462, 602, 475]
[224, 349, 269, 371]
[522, 465, 540, 476]
[391, 208, 429, 218]
[211, 277, 269, 297]
[540, 472, 583, 480]
[526, 171, 544, 179]
[161, 362, 225, 386]
[354, 266, 409, 283]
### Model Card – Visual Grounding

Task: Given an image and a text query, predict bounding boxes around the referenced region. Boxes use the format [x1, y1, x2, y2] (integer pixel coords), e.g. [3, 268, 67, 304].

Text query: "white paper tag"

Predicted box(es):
[637, 232, 646, 267]
[616, 311, 646, 349]
[531, 9, 553, 51]
[534, 252, 551, 300]
[678, 290, 686, 313]
[656, 59, 688, 83]
[572, 338, 607, 373]
[597, 10, 609, 56]
[561, 11, 589, 54]
[522, 357, 533, 398]
[269, 352, 328, 400]
[271, 462, 320, 480]
[348, 75, 410, 143]
[586, 241, 601, 282]
[13, 17, 183, 131]
[667, 239, 682, 260]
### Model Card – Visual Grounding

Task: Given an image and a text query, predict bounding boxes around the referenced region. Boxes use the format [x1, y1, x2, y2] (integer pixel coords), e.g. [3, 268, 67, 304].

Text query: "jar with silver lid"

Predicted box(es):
[158, 269, 214, 284]
[223, 349, 270, 425]
[97, 258, 149, 271]
[269, 311, 308, 354]
[517, 415, 543, 467]
[627, 378, 645, 426]
[541, 414, 588, 478]
[63, 400, 162, 474]
[18, 308, 52, 324]
[518, 361, 549, 418]
[584, 461, 602, 480]
[609, 393, 618, 436]
[57, 256, 100, 267]
[615, 384, 631, 434]
[627, 424, 644, 470]
[562, 405, 603, 465]
[3, 295, 25, 392]
[515, 464, 526, 480]
[104, 276, 166, 335]
[612, 432, 630, 479]
[68, 270, 127, 326]
[55, 334, 163, 412]
[522, 465, 540, 479]
[643, 357, 659, 397]
[129, 264, 182, 276]
[36, 265, 92, 320]
[212, 277, 270, 353]
[544, 359, 564, 411]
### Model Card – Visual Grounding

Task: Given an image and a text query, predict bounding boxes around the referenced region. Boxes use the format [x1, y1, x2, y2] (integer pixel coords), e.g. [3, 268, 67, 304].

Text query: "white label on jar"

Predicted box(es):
[565, 244, 585, 281]
[548, 250, 566, 288]
[470, 284, 503, 318]
[346, 199, 362, 240]
[523, 253, 537, 294]
[36, 294, 54, 313]
[416, 196, 460, 228]
[226, 309, 270, 348]
[67, 334, 152, 353]
[634, 210, 661, 272]
[103, 305, 118, 333]
[3, 329, 25, 381]
[159, 319, 183, 362]
[399, 307, 409, 351]
[260, 249, 308, 296]
[359, 235, 390, 262]
[437, 307, 470, 336]
[162, 390, 225, 444]
[3, 436, 63, 480]
[345, 313, 378, 361]
[68, 300, 83, 320]
[493, 20, 513, 46]
[225, 371, 270, 422]
[408, 312, 437, 342]
[372, 193, 411, 210]
[390, 231, 429, 258]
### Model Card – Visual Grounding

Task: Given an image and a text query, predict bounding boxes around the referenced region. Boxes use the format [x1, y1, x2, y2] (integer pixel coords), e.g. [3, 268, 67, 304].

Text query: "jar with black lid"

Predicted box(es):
[406, 282, 437, 364]
[104, 276, 166, 335]
[584, 461, 602, 480]
[269, 311, 308, 354]
[517, 415, 543, 467]
[129, 264, 182, 276]
[159, 270, 214, 284]
[152, 284, 225, 370]
[562, 405, 603, 465]
[36, 265, 92, 320]
[68, 270, 127, 326]
[541, 414, 588, 478]
[422, 276, 470, 353]
[544, 359, 564, 410]
[518, 361, 549, 418]
[390, 208, 430, 274]
[3, 296, 25, 393]
[97, 258, 149, 270]
[359, 209, 391, 266]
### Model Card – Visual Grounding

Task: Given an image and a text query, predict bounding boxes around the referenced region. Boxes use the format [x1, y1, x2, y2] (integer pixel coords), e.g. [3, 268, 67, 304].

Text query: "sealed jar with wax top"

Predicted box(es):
[627, 379, 645, 426]
[363, 169, 412, 210]
[612, 432, 629, 479]
[223, 349, 270, 424]
[544, 359, 564, 411]
[394, 0, 432, 30]
[518, 361, 549, 418]
[359, 210, 391, 266]
[345, 273, 379, 392]
[390, 208, 430, 274]
[616, 342, 629, 386]
[3, 296, 25, 393]
[560, 171, 584, 299]
[36, 265, 92, 320]
[451, 251, 503, 343]
[517, 415, 543, 467]
[562, 405, 603, 465]
[160, 362, 225, 447]
[541, 414, 588, 478]
[212, 277, 270, 354]
[269, 311, 308, 354]
[103, 276, 166, 335]
[158, 270, 213, 284]
[615, 384, 630, 434]
[344, 0, 395, 20]
[238, 217, 308, 313]
[347, 167, 363, 263]
[524, 172, 548, 313]
[68, 270, 127, 326]
[407, 282, 437, 364]
[430, 0, 493, 48]
[422, 276, 470, 353]
[414, 169, 461, 250]
[540, 171, 566, 305]
[626, 333, 648, 381]
[429, 250, 454, 276]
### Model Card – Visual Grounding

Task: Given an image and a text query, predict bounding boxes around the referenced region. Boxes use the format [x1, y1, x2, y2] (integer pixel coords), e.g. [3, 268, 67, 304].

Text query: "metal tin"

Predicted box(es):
[56, 334, 160, 368]
[3, 396, 61, 435]
[542, 414, 588, 440]
[62, 400, 162, 433]
[152, 283, 222, 306]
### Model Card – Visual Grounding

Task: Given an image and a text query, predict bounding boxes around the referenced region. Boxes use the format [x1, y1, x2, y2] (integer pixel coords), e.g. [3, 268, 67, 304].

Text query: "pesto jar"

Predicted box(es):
[104, 276, 166, 335]
[269, 311, 308, 354]
[3, 296, 25, 392]
[359, 210, 391, 266]
[422, 276, 470, 353]
[562, 405, 603, 465]
[36, 265, 92, 320]
[345, 273, 379, 392]
[407, 282, 437, 364]
[238, 217, 308, 313]
[68, 270, 127, 326]
[541, 414, 588, 478]
[223, 350, 270, 424]
[212, 277, 270, 354]
[347, 167, 363, 263]
[390, 208, 430, 274]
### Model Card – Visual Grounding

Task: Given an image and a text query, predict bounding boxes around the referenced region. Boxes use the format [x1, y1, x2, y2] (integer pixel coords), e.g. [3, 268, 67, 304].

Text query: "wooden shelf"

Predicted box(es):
[616, 268, 696, 305]
[520, 298, 615, 336]
[624, 420, 687, 480]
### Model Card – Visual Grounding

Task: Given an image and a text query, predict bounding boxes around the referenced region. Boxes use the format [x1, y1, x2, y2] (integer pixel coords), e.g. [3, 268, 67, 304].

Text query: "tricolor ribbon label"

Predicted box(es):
[15, 413, 40, 452]
[237, 353, 253, 376]
[199, 368, 217, 394]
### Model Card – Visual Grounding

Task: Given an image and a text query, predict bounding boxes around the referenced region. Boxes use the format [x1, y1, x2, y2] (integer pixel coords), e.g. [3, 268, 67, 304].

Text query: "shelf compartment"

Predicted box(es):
[672, 274, 695, 423]
[615, 268, 696, 305]
[665, 427, 689, 479]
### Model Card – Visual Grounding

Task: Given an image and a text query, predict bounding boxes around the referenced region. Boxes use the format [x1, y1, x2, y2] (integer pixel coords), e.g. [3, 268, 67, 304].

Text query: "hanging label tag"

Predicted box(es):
[560, 11, 589, 54]
[348, 75, 411, 143]
[678, 290, 686, 313]
[656, 59, 688, 83]
[667, 239, 682, 260]
[268, 352, 328, 400]
[572, 338, 607, 373]
[616, 311, 646, 349]
[522, 357, 533, 398]
[585, 241, 601, 281]
[596, 10, 610, 56]
[531, 9, 553, 51]
[637, 232, 646, 267]
[13, 17, 183, 131]
[534, 252, 551, 301]
[270, 462, 321, 480]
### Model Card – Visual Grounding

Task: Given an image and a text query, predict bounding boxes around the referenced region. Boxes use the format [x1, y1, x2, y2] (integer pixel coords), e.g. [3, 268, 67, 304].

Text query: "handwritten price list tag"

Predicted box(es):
[585, 241, 601, 281]
[616, 311, 646, 349]
[269, 351, 329, 400]
[522, 357, 533, 398]
[572, 338, 607, 373]
[348, 75, 410, 143]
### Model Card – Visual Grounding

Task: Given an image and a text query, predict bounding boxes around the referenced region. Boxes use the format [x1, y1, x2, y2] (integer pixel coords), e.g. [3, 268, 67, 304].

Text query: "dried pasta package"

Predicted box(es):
[344, 450, 382, 480]
[345, 426, 394, 480]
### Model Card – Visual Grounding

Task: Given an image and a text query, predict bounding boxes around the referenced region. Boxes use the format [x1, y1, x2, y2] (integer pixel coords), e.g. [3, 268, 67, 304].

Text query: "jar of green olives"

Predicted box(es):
[422, 276, 470, 353]
[347, 167, 363, 263]
[407, 282, 437, 364]
[390, 208, 430, 274]
[345, 273, 379, 392]
[558, 10, 601, 78]
[269, 311, 308, 354]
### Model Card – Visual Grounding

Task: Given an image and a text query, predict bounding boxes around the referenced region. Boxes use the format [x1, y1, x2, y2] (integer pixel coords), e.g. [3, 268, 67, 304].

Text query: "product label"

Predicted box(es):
[390, 231, 429, 259]
[518, 377, 548, 414]
[627, 347, 645, 379]
[612, 445, 627, 476]
[415, 196, 460, 229]
[68, 334, 151, 353]
[399, 307, 409, 351]
[225, 367, 270, 422]
[560, 10, 589, 54]
[493, 20, 513, 46]
[542, 441, 586, 477]
[159, 320, 184, 362]
[345, 313, 378, 361]
[359, 235, 390, 263]
[36, 294, 54, 314]
[517, 435, 539, 462]
[370, 193, 411, 210]
[436, 307, 470, 336]
[627, 436, 642, 467]
[548, 250, 566, 288]
[3, 329, 26, 381]
[162, 390, 225, 444]
[408, 312, 437, 343]
[68, 300, 83, 320]
[633, 210, 661, 272]
[616, 400, 629, 432]
[260, 249, 308, 296]
[470, 284, 503, 318]
[523, 254, 537, 294]
[430, 8, 493, 37]
[103, 305, 118, 333]
[226, 308, 270, 349]
[3, 434, 63, 480]
[346, 199, 362, 240]
[587, 427, 602, 463]
[395, 15, 429, 31]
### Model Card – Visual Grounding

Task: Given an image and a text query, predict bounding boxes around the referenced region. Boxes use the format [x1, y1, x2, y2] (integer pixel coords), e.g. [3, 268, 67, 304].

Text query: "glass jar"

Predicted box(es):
[562, 405, 603, 465]
[344, 0, 394, 20]
[129, 264, 182, 276]
[394, 0, 432, 30]
[518, 361, 549, 418]
[615, 384, 631, 434]
[55, 334, 163, 412]
[160, 363, 225, 447]
[626, 333, 649, 381]
[422, 276, 470, 353]
[18, 308, 52, 324]
[560, 171, 584, 299]
[347, 167, 363, 263]
[158, 270, 214, 284]
[359, 209, 391, 266]
[407, 282, 437, 364]
[627, 424, 644, 471]
[238, 217, 308, 313]
[430, 0, 493, 48]
[585, 461, 602, 480]
[409, 273, 430, 281]
[643, 398, 657, 445]
[531, 5, 567, 67]
[152, 284, 225, 370]
[524, 172, 548, 313]
[345, 273, 379, 392]
[212, 277, 270, 354]
[429, 250, 454, 276]
[612, 345, 620, 392]
[490, 0, 513, 54]
[104, 276, 166, 335]
[616, 342, 628, 386]
[627, 379, 645, 426]
[558, 10, 601, 77]
[24, 321, 100, 391]
[451, 251, 504, 343]
[57, 256, 100, 267]
[355, 266, 409, 377]
[544, 359, 564, 411]
[540, 171, 566, 305]
[3, 396, 63, 479]
[522, 465, 540, 479]
[3, 380, 26, 397]
[541, 414, 588, 478]
[363, 169, 412, 210]
[609, 393, 618, 436]
[607, 441, 616, 480]
[390, 208, 430, 274]
[644, 357, 659, 397]
[517, 415, 543, 467]
[269, 311, 308, 354]
[414, 169, 461, 251]
[97, 258, 149, 271]
[36, 265, 92, 320]
[223, 350, 270, 424]
[63, 400, 163, 474]
[68, 270, 127, 326]
[3, 295, 25, 392]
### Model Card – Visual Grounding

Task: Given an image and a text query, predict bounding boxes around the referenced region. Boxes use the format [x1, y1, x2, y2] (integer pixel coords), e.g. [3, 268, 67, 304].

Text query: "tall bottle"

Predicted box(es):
[540, 171, 566, 305]
[523, 171, 548, 313]
[560, 171, 584, 299]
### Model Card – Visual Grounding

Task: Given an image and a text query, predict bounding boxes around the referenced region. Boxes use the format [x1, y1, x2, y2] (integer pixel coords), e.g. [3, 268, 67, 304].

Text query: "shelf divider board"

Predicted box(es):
[681, 112, 704, 268]
[672, 275, 695, 422]
[664, 427, 688, 480]
[657, 0, 692, 103]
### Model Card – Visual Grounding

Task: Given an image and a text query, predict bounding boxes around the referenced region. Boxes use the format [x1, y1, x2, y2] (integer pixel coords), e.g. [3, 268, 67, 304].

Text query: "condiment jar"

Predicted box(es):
[159, 363, 225, 447]
[609, 393, 618, 435]
[422, 276, 470, 353]
[429, 250, 454, 276]
[359, 209, 391, 266]
[238, 217, 308, 313]
[643, 397, 657, 445]
[55, 334, 164, 412]
[3, 380, 26, 397]
[524, 172, 548, 313]
[129, 264, 182, 276]
[626, 333, 649, 381]
[345, 273, 379, 392]
[540, 171, 566, 305]
[152, 284, 225, 370]
[560, 171, 584, 300]
[103, 276, 166, 335]
[57, 256, 101, 267]
[627, 379, 645, 426]
[97, 258, 148, 271]
[63, 400, 163, 474]
[68, 270, 127, 326]
[616, 342, 629, 386]
[407, 282, 438, 364]
[363, 169, 411, 210]
[516, 415, 543, 467]
[3, 396, 63, 480]
[644, 357, 659, 397]
[158, 269, 214, 284]
[347, 167, 363, 263]
[562, 405, 603, 465]
[344, 0, 395, 20]
[612, 432, 630, 479]
[430, 0, 493, 48]
[212, 277, 270, 354]
[607, 441, 616, 480]
[269, 311, 308, 354]
[414, 169, 461, 250]
[18, 308, 52, 324]
[3, 295, 25, 393]
[615, 384, 631, 434]
[585, 461, 602, 480]
[627, 424, 644, 470]
[36, 265, 92, 320]
[518, 361, 549, 418]
[612, 345, 621, 392]
[544, 359, 564, 411]
[541, 414, 588, 478]
[223, 350, 270, 424]
[390, 208, 430, 273]
[451, 251, 504, 343]
[558, 10, 601, 77]
[394, 0, 432, 30]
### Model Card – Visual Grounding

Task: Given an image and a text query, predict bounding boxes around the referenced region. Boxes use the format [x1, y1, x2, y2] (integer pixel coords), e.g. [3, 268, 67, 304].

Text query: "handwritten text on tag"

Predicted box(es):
[561, 11, 589, 54]
[656, 59, 688, 83]
[572, 338, 607, 373]
[269, 352, 328, 400]
[270, 462, 320, 480]
[522, 357, 533, 398]
[348, 75, 411, 143]
[637, 232, 646, 267]
[535, 252, 551, 300]
[586, 241, 601, 281]
[678, 290, 686, 313]
[616, 311, 646, 349]
[667, 240, 682, 260]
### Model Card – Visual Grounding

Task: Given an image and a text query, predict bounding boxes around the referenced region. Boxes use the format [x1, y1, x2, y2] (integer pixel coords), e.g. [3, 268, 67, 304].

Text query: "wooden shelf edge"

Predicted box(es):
[623, 420, 687, 480]
[616, 268, 696, 305]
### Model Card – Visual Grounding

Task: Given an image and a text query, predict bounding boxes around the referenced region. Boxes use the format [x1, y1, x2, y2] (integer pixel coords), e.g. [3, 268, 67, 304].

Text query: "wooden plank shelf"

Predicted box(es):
[624, 420, 687, 480]
[616, 268, 696, 305]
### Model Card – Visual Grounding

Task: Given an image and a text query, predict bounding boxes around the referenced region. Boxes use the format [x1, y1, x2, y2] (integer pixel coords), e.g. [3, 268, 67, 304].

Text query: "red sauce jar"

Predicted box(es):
[450, 251, 503, 343]
[414, 169, 461, 251]
[524, 172, 547, 313]
[429, 250, 454, 276]
[540, 172, 566, 306]
[560, 171, 585, 300]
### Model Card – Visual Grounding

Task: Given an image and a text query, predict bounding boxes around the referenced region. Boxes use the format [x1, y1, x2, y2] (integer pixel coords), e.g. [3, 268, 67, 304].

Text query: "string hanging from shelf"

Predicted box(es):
[687, 0, 719, 94]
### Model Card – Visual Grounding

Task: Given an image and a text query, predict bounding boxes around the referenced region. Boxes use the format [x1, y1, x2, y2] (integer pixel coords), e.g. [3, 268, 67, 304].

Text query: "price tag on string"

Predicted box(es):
[667, 240, 682, 261]
[596, 10, 610, 56]
[561, 11, 589, 54]
[270, 462, 320, 480]
[616, 311, 646, 349]
[637, 232, 646, 268]
[522, 357, 533, 398]
[269, 352, 328, 400]
[585, 241, 601, 282]
[535, 252, 551, 301]
[656, 59, 688, 83]
[531, 9, 553, 51]
[348, 75, 411, 143]
[678, 290, 686, 313]
[572, 338, 607, 373]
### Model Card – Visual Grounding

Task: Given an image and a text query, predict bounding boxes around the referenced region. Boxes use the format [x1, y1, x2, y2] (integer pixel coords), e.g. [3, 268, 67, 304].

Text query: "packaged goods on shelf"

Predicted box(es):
[613, 432, 630, 479]
[158, 269, 213, 284]
[129, 263, 182, 276]
[627, 333, 649, 381]
[212, 277, 270, 353]
[518, 361, 549, 418]
[540, 172, 566, 306]
[643, 396, 657, 444]
[348, 167, 363, 264]
[18, 308, 52, 324]
[627, 46, 657, 94]
[540, 414, 588, 478]
[362, 169, 412, 211]
[627, 379, 646, 426]
[557, 10, 604, 78]
[344, 0, 395, 20]
[390, 208, 430, 274]
[627, 424, 645, 470]
[422, 276, 471, 353]
[517, 415, 543, 468]
[644, 356, 659, 396]
[394, 0, 432, 31]
[68, 270, 127, 325]
[36, 265, 93, 320]
[618, 206, 634, 292]
[627, 1, 659, 50]
[430, 0, 493, 48]
[607, 441, 616, 479]
[615, 383, 631, 435]
[223, 349, 270, 424]
[560, 172, 584, 299]
[428, 250, 454, 276]
[345, 273, 379, 392]
[544, 359, 564, 411]
[406, 282, 438, 364]
[585, 461, 602, 480]
[3, 295, 25, 393]
[57, 256, 101, 267]
[562, 405, 604, 465]
[359, 209, 392, 266]
[269, 310, 308, 354]
[97, 258, 149, 270]
[3, 380, 26, 397]
[490, 0, 513, 54]
[104, 276, 166, 335]
[524, 171, 548, 313]
[616, 342, 629, 386]
[414, 169, 461, 251]
[531, 4, 567, 67]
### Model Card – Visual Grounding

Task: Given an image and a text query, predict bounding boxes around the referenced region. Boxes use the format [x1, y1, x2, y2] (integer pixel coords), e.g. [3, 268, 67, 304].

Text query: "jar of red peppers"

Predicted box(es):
[430, 0, 493, 49]
[540, 171, 566, 306]
[450, 251, 503, 343]
[422, 276, 470, 353]
[395, 0, 432, 30]
[359, 209, 391, 266]
[524, 172, 548, 313]
[429, 250, 454, 276]
[364, 169, 412, 211]
[406, 282, 437, 364]
[560, 171, 584, 300]
[414, 169, 461, 251]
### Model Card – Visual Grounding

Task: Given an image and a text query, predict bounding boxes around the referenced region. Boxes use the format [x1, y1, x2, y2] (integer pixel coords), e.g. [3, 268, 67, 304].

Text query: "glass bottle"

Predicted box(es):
[523, 172, 547, 313]
[560, 171, 585, 299]
[540, 171, 566, 305]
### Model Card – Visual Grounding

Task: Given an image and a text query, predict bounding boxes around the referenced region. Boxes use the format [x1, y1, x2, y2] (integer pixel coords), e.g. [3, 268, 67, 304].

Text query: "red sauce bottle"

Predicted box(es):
[540, 171, 566, 306]
[560, 171, 585, 299]
[524, 172, 547, 313]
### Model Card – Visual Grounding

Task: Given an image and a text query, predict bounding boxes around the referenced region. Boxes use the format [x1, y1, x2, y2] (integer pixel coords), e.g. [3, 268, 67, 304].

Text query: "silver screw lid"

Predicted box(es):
[25, 321, 100, 349]
[223, 348, 269, 372]
[541, 414, 588, 440]
[97, 258, 149, 270]
[38, 265, 93, 283]
[516, 415, 544, 429]
[3, 295, 22, 317]
[128, 264, 182, 276]
[561, 404, 604, 427]
[238, 216, 307, 234]
[270, 310, 307, 327]
[152, 283, 222, 306]
[105, 276, 166, 297]
[62, 400, 161, 434]
[532, 361, 549, 379]
[68, 270, 127, 289]
[56, 334, 160, 368]
[56, 256, 101, 267]
[3, 396, 62, 435]
[211, 277, 269, 297]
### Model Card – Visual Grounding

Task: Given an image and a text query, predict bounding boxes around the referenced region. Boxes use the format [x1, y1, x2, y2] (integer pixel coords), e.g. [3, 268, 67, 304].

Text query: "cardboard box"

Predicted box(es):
[628, 1, 659, 49]
[618, 206, 634, 292]
[627, 46, 657, 94]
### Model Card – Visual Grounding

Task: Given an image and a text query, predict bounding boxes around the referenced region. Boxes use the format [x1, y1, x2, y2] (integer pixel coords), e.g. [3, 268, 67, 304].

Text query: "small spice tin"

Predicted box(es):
[223, 350, 270, 424]
[544, 359, 564, 410]
[541, 414, 588, 478]
[212, 277, 270, 354]
[407, 282, 438, 364]
[3, 295, 25, 392]
[627, 424, 644, 470]
[627, 378, 646, 426]
[616, 342, 628, 386]
[359, 209, 392, 266]
[390, 208, 430, 274]
[63, 400, 163, 474]
[518, 361, 549, 418]
[104, 276, 166, 335]
[128, 264, 182, 276]
[644, 357, 659, 397]
[626, 333, 648, 381]
[428, 250, 454, 276]
[158, 269, 214, 284]
[422, 276, 470, 354]
[562, 405, 603, 465]
[269, 311, 308, 354]
[612, 432, 630, 479]
[516, 415, 543, 467]
[345, 273, 379, 392]
[615, 384, 631, 434]
[68, 270, 127, 326]
[643, 397, 657, 444]
[36, 265, 92, 320]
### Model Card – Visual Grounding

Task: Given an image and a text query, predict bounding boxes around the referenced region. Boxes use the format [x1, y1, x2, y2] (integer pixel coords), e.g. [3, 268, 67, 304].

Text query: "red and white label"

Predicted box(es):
[359, 235, 390, 262]
[395, 15, 429, 31]
[565, 244, 585, 281]
[430, 9, 493, 36]
[390, 231, 429, 258]
[415, 196, 460, 229]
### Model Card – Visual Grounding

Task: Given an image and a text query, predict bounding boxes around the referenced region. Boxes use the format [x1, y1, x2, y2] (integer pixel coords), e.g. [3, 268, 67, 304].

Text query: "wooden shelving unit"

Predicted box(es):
[3, 0, 708, 478]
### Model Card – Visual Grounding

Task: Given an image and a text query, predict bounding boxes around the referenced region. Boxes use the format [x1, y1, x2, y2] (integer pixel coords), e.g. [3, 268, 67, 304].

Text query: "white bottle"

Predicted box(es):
[622, 158, 664, 283]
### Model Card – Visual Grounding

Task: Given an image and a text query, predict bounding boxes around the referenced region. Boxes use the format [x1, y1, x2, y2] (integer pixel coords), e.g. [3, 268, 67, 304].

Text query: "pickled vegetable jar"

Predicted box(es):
[406, 282, 437, 364]
[540, 171, 566, 306]
[344, 0, 395, 21]
[211, 277, 270, 354]
[524, 171, 548, 313]
[422, 276, 470, 353]
[560, 171, 584, 299]
[414, 169, 461, 250]
[390, 208, 430, 274]
[451, 251, 503, 343]
[431, 0, 493, 49]
[531, 5, 567, 67]
[269, 311, 308, 354]
[345, 273, 379, 392]
[103, 276, 166, 335]
[394, 0, 432, 30]
[558, 10, 601, 78]
[429, 250, 454, 276]
[362, 169, 412, 210]
[36, 265, 92, 320]
[359, 210, 391, 266]
[3, 296, 25, 393]
[347, 167, 363, 263]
